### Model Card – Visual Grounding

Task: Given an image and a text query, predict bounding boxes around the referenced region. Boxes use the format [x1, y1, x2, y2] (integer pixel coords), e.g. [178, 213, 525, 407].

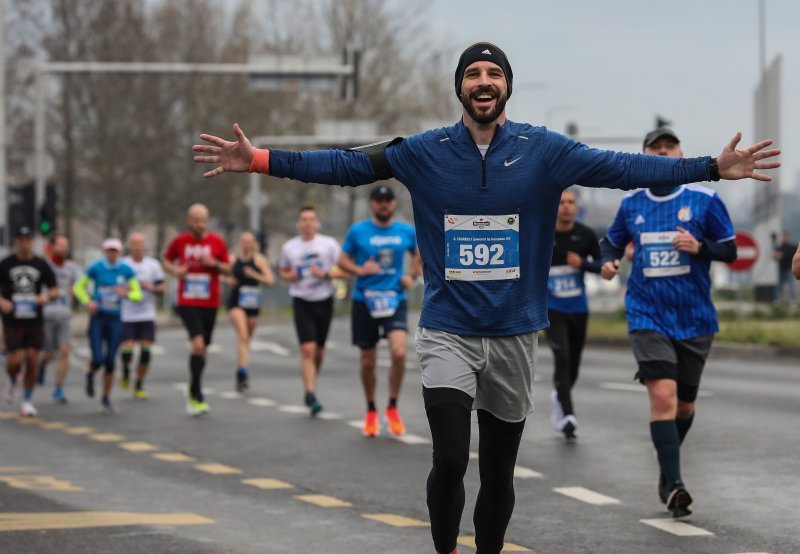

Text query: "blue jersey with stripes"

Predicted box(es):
[85, 259, 136, 316]
[605, 184, 735, 339]
[267, 120, 713, 337]
[342, 220, 418, 302]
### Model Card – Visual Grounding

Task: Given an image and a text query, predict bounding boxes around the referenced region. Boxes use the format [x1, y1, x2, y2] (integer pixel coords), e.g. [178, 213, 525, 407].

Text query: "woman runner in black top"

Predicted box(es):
[226, 231, 274, 392]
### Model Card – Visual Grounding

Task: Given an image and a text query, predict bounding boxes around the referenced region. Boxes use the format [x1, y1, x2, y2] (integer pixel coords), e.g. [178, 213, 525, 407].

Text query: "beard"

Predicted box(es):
[374, 210, 393, 223]
[461, 85, 508, 124]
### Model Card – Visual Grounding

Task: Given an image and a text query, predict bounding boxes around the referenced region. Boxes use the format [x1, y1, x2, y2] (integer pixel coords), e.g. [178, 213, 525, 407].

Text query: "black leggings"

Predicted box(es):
[545, 310, 588, 416]
[425, 388, 525, 554]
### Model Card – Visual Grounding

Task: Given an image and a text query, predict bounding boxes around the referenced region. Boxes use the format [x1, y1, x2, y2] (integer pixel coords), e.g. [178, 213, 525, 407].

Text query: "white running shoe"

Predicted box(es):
[550, 389, 564, 430]
[4, 380, 18, 405]
[20, 401, 38, 417]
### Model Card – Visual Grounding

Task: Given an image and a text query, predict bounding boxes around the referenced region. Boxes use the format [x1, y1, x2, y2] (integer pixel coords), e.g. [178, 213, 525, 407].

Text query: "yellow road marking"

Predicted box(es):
[242, 478, 294, 490]
[0, 476, 82, 492]
[294, 494, 352, 508]
[194, 463, 242, 475]
[89, 433, 126, 442]
[16, 417, 41, 425]
[64, 427, 94, 435]
[0, 512, 214, 532]
[457, 536, 532, 552]
[0, 412, 19, 420]
[362, 513, 429, 527]
[39, 421, 68, 430]
[152, 453, 195, 463]
[0, 467, 43, 473]
[118, 442, 158, 453]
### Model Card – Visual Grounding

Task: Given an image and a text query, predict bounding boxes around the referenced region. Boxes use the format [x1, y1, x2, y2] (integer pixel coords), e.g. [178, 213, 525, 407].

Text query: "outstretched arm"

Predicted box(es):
[194, 124, 378, 187]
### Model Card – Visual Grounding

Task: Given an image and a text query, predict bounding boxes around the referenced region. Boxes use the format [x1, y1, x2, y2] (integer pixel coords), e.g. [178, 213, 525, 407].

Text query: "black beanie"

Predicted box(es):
[454, 42, 513, 99]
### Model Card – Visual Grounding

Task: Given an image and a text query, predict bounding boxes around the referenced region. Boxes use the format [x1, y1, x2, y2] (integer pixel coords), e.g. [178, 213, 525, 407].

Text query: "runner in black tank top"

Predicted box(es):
[226, 231, 274, 392]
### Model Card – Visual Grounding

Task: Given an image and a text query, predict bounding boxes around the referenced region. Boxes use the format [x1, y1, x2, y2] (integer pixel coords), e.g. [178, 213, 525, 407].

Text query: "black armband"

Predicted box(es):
[697, 239, 737, 263]
[600, 237, 625, 265]
[707, 157, 721, 181]
[348, 137, 404, 180]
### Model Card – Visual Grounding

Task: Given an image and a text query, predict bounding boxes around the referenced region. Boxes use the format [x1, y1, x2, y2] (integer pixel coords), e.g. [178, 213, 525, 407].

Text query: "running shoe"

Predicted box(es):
[53, 387, 68, 404]
[384, 406, 406, 436]
[658, 472, 669, 504]
[557, 414, 578, 441]
[666, 485, 693, 519]
[304, 392, 323, 416]
[19, 400, 38, 417]
[550, 389, 564, 431]
[235, 371, 249, 393]
[4, 379, 17, 405]
[133, 388, 149, 400]
[120, 374, 130, 390]
[85, 372, 95, 398]
[362, 409, 380, 437]
[186, 396, 209, 416]
[101, 397, 115, 415]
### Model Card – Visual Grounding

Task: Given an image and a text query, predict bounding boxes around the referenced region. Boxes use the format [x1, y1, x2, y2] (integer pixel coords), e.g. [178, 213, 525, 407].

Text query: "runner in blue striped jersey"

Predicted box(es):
[600, 127, 737, 520]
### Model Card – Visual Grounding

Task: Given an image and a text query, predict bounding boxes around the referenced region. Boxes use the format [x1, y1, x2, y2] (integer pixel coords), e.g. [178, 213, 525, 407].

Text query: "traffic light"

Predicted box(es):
[39, 183, 57, 236]
[7, 182, 36, 239]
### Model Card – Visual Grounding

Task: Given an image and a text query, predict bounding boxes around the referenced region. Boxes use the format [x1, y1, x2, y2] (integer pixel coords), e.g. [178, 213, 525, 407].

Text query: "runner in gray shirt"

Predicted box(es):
[40, 234, 82, 404]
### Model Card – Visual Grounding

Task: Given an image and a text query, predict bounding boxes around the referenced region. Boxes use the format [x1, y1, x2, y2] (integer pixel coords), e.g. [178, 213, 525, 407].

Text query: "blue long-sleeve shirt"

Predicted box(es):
[268, 120, 713, 337]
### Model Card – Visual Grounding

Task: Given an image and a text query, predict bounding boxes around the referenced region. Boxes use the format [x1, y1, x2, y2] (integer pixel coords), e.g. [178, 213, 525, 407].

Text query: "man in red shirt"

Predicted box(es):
[163, 204, 231, 415]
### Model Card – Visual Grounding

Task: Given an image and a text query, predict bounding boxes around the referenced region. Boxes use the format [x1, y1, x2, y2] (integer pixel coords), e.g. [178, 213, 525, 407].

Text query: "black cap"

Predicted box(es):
[16, 226, 33, 237]
[643, 127, 680, 150]
[370, 186, 395, 201]
[454, 42, 513, 99]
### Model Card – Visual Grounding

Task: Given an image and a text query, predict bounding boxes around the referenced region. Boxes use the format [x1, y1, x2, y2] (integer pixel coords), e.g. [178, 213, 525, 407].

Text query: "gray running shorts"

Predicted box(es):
[415, 327, 537, 423]
[43, 317, 72, 353]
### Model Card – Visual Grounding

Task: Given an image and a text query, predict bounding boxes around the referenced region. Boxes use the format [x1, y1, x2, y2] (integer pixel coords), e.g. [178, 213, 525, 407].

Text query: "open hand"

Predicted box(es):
[717, 132, 781, 181]
[193, 123, 254, 179]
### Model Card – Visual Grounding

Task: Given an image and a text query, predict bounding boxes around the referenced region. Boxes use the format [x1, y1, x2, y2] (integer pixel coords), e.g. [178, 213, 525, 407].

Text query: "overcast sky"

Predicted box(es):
[422, 0, 798, 211]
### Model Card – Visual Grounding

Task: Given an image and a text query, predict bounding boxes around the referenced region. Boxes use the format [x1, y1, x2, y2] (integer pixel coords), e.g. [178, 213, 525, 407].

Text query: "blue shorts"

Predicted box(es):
[351, 300, 407, 349]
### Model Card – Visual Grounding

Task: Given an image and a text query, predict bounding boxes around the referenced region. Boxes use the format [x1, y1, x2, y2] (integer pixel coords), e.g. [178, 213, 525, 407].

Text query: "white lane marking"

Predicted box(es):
[325, 341, 338, 349]
[391, 434, 431, 445]
[347, 420, 363, 429]
[218, 391, 243, 400]
[171, 383, 216, 395]
[639, 518, 714, 536]
[514, 466, 544, 479]
[250, 340, 291, 356]
[316, 412, 342, 420]
[278, 405, 308, 414]
[207, 344, 221, 353]
[468, 451, 479, 460]
[247, 398, 276, 407]
[553, 487, 620, 505]
[600, 382, 712, 397]
[172, 383, 186, 391]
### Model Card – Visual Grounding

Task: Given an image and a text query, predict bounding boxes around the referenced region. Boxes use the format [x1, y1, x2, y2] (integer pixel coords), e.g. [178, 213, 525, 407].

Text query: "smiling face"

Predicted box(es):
[459, 60, 508, 125]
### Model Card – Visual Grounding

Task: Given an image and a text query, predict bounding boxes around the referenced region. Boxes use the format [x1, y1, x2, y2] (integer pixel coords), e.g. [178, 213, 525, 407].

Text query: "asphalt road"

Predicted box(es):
[1, 312, 798, 553]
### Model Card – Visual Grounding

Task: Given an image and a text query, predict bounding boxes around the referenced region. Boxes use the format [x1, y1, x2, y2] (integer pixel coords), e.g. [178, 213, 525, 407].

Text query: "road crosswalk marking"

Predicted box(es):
[242, 478, 294, 490]
[278, 405, 308, 414]
[514, 466, 544, 479]
[639, 518, 714, 536]
[0, 512, 213, 532]
[294, 494, 352, 508]
[553, 486, 620, 505]
[248, 398, 276, 407]
[362, 513, 429, 527]
[195, 463, 243, 475]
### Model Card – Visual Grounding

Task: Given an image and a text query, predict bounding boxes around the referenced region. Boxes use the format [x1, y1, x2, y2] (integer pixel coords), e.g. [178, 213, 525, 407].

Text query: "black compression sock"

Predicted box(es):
[189, 355, 205, 400]
[388, 397, 397, 409]
[650, 420, 682, 486]
[676, 412, 695, 445]
[367, 400, 377, 412]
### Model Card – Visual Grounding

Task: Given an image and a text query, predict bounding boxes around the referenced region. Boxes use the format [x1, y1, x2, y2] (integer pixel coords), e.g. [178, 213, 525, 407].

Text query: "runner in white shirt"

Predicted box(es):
[120, 232, 165, 399]
[278, 206, 346, 416]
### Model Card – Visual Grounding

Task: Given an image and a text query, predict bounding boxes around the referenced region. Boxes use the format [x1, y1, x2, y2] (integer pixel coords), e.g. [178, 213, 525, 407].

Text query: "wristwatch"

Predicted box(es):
[707, 157, 721, 181]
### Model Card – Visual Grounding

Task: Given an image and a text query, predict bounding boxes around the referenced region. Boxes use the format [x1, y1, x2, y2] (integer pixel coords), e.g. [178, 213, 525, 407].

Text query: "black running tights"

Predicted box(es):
[426, 402, 525, 554]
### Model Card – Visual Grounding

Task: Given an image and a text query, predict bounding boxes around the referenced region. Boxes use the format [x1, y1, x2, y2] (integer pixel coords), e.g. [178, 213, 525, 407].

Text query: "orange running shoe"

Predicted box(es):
[385, 406, 406, 436]
[362, 409, 380, 437]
